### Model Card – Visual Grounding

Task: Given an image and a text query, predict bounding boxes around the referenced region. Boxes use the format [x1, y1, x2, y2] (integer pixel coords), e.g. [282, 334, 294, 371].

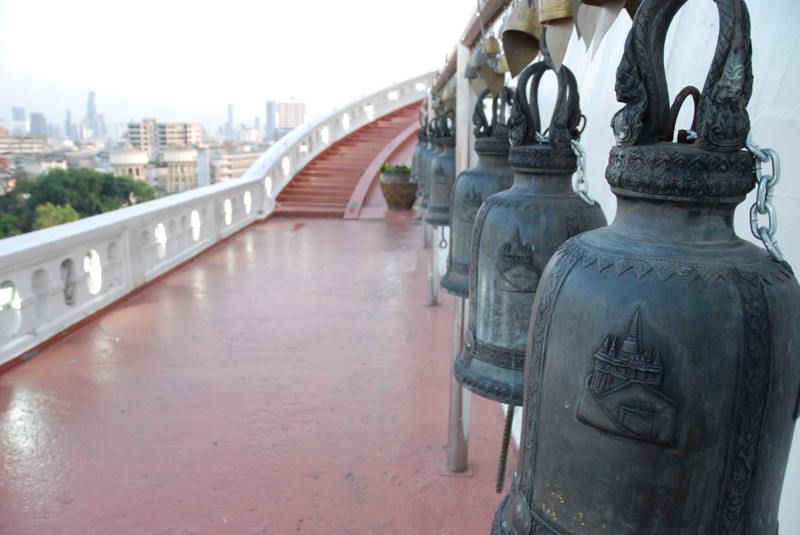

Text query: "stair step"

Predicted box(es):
[276, 101, 419, 218]
[292, 177, 359, 184]
[287, 183, 354, 191]
[279, 193, 352, 202]
[277, 202, 347, 210]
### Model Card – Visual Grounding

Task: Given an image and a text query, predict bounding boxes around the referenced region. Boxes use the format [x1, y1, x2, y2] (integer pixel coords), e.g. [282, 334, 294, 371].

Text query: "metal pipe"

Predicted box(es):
[426, 225, 438, 306]
[447, 297, 471, 472]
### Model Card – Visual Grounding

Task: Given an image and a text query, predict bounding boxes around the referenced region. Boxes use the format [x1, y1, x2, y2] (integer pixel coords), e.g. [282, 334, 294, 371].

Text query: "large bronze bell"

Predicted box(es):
[493, 1, 800, 533]
[502, 0, 542, 78]
[456, 60, 606, 406]
[425, 111, 456, 227]
[441, 87, 515, 298]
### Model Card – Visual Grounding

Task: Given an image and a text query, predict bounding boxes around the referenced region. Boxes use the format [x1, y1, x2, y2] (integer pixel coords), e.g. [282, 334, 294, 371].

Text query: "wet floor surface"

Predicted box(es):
[0, 216, 512, 534]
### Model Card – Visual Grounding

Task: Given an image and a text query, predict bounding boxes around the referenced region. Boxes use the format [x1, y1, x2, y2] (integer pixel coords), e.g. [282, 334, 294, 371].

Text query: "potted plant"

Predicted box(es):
[379, 163, 417, 210]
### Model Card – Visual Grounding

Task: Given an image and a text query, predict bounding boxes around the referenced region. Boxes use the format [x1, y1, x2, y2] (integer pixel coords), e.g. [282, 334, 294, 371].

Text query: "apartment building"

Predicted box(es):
[128, 119, 202, 162]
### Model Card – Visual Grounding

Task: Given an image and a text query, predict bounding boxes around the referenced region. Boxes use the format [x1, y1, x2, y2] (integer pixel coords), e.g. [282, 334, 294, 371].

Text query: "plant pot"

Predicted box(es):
[379, 171, 417, 210]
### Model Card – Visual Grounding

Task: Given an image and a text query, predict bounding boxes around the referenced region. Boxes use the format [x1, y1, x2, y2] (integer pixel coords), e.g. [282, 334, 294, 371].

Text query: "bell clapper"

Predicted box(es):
[496, 405, 515, 493]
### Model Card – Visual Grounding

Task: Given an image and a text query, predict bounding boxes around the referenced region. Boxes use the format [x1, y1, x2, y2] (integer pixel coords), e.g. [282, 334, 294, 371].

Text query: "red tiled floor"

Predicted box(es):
[0, 217, 512, 534]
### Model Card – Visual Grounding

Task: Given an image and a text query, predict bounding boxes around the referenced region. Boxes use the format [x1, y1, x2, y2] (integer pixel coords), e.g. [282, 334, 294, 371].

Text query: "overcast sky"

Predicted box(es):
[0, 0, 473, 132]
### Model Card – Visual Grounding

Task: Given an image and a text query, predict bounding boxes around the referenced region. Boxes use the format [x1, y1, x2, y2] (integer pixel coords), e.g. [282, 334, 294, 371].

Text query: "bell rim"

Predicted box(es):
[454, 350, 524, 405]
[440, 269, 469, 298]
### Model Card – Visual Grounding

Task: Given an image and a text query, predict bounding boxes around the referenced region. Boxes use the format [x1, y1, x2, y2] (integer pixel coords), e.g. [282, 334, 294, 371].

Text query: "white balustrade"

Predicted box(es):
[0, 72, 434, 366]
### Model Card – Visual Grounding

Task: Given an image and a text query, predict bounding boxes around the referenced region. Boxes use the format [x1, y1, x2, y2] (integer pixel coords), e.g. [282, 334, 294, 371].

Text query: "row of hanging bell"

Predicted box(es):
[456, 58, 606, 407]
[416, 118, 439, 211]
[441, 87, 515, 298]
[425, 111, 457, 227]
[409, 107, 428, 193]
[493, 0, 800, 533]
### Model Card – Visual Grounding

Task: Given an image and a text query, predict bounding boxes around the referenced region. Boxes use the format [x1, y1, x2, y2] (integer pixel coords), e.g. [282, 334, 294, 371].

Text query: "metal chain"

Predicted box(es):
[570, 140, 596, 206]
[746, 134, 783, 262]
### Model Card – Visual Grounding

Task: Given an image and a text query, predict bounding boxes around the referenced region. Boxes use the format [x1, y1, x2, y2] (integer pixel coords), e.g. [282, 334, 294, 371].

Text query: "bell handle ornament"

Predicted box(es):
[473, 87, 493, 138]
[610, 0, 752, 151]
[509, 58, 582, 149]
[443, 109, 456, 138]
[473, 87, 514, 139]
[491, 86, 514, 138]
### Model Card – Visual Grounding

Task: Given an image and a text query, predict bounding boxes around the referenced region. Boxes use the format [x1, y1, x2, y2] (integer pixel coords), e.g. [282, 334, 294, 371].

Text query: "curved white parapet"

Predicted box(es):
[0, 72, 433, 367]
[240, 72, 433, 199]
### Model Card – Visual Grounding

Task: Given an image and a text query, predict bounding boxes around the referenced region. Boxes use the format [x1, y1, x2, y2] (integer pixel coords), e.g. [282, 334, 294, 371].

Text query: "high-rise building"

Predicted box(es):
[85, 91, 98, 137]
[11, 107, 27, 135]
[265, 100, 277, 140]
[65, 110, 74, 139]
[95, 112, 107, 139]
[254, 116, 261, 131]
[276, 101, 306, 130]
[128, 118, 158, 161]
[226, 104, 234, 140]
[30, 113, 47, 136]
[47, 123, 63, 140]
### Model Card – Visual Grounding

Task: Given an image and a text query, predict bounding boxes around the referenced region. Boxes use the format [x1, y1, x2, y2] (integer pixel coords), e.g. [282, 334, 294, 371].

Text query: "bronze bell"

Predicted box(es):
[502, 0, 542, 78]
[419, 118, 440, 210]
[425, 111, 456, 227]
[493, 1, 800, 533]
[581, 0, 642, 18]
[456, 59, 606, 406]
[441, 87, 515, 298]
[412, 120, 434, 204]
[409, 110, 427, 189]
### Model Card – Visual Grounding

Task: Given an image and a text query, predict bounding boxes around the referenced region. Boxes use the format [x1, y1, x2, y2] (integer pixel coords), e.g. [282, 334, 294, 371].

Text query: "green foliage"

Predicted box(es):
[17, 168, 159, 219]
[380, 163, 410, 173]
[0, 168, 160, 238]
[0, 214, 22, 239]
[33, 202, 80, 230]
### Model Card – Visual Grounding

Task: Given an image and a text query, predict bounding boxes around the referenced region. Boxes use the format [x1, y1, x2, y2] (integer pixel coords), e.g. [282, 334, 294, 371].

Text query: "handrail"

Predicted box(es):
[0, 72, 434, 368]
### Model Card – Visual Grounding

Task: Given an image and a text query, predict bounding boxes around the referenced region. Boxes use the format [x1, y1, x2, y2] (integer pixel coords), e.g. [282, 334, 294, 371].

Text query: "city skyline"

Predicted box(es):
[0, 0, 471, 133]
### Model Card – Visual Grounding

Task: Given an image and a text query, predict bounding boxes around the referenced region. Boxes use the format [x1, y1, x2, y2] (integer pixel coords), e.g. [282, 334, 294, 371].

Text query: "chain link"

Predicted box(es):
[570, 140, 596, 206]
[746, 134, 783, 262]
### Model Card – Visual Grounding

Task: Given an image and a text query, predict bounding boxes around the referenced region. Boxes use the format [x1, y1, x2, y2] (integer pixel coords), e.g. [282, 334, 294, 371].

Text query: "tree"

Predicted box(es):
[0, 168, 160, 238]
[33, 202, 80, 230]
[0, 214, 22, 239]
[16, 168, 159, 219]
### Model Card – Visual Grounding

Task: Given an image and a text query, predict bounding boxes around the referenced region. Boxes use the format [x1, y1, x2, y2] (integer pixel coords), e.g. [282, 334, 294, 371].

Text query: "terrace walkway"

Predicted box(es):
[0, 215, 509, 534]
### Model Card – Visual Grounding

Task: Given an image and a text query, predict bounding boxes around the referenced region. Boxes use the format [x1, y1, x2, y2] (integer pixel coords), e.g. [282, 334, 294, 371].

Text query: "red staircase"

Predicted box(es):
[275, 102, 421, 217]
